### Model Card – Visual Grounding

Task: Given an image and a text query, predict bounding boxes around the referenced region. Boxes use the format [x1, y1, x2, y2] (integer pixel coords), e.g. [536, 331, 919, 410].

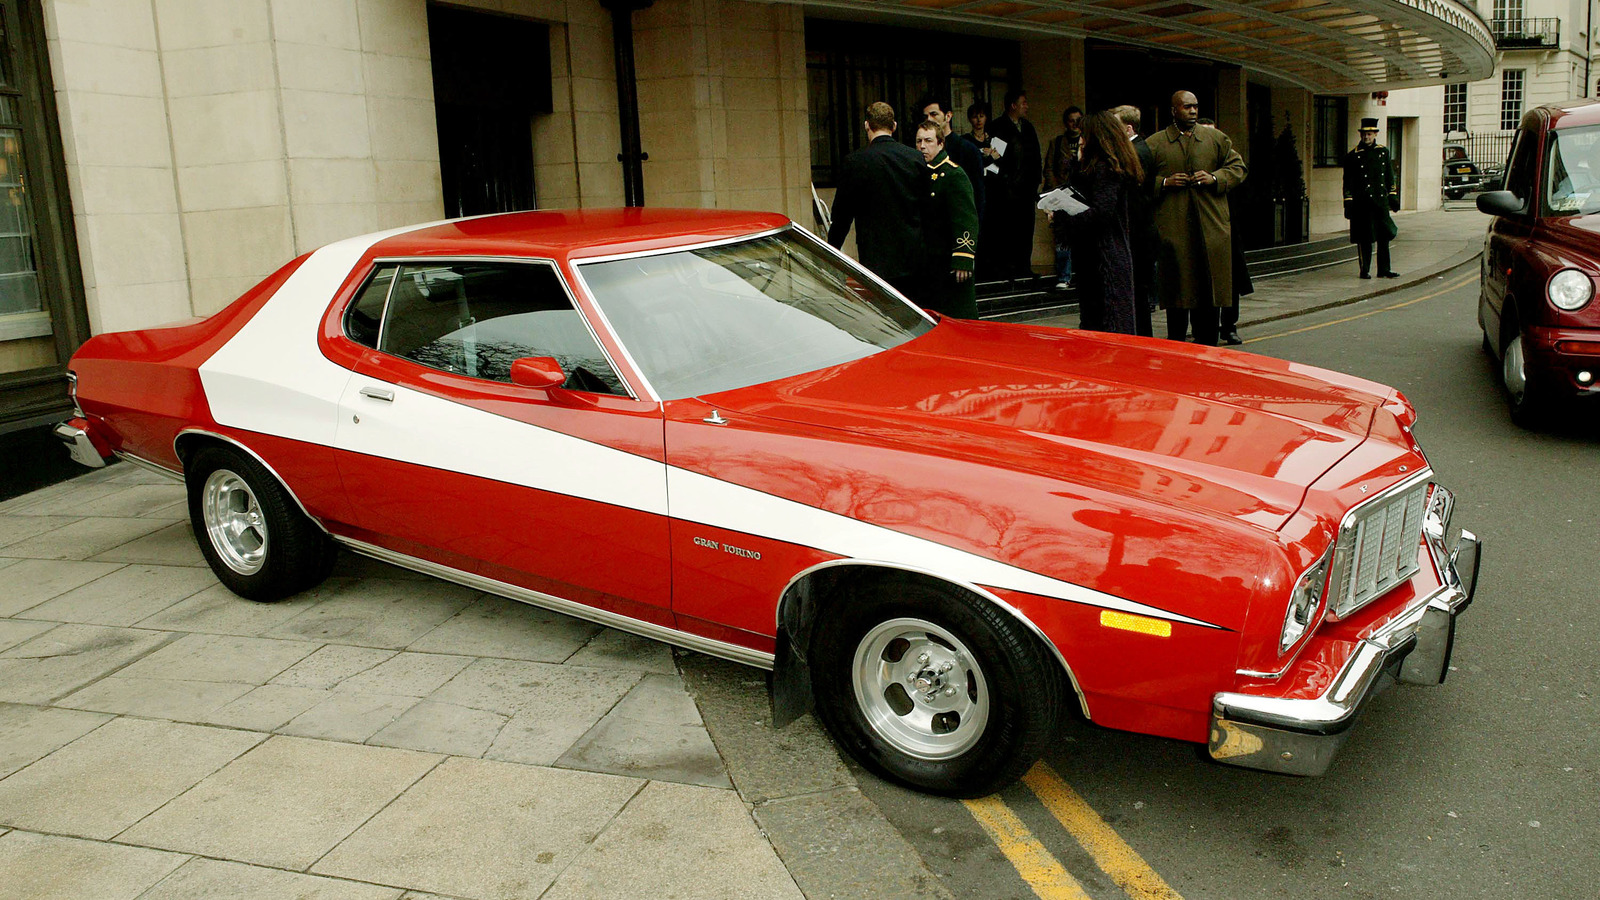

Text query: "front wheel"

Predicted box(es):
[810, 576, 1066, 797]
[1502, 330, 1553, 429]
[186, 444, 336, 601]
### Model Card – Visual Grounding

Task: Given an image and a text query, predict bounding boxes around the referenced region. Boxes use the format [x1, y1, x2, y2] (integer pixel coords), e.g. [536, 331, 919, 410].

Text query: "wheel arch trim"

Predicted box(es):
[173, 427, 330, 535]
[776, 558, 1092, 720]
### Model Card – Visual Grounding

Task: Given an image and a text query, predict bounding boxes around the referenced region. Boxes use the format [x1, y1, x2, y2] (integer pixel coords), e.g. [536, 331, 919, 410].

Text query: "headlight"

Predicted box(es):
[1547, 268, 1593, 311]
[1280, 551, 1331, 654]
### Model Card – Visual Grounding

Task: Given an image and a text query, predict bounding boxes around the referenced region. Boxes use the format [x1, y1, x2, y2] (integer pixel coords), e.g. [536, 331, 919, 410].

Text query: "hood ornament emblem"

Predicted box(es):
[704, 410, 729, 426]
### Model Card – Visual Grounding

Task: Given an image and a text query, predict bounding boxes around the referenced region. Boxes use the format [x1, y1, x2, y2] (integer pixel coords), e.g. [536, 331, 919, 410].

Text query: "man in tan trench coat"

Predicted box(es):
[1148, 90, 1247, 345]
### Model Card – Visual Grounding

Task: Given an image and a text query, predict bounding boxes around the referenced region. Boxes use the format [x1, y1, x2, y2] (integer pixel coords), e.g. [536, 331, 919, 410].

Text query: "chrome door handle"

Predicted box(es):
[359, 386, 395, 402]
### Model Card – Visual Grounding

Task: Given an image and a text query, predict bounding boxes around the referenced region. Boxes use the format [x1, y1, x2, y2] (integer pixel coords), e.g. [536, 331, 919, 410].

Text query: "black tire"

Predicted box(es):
[186, 444, 336, 602]
[1499, 315, 1552, 429]
[1446, 189, 1465, 201]
[809, 574, 1066, 797]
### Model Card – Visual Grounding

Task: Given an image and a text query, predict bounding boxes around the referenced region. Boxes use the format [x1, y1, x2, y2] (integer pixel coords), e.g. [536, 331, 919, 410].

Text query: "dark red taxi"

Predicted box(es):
[1478, 99, 1600, 425]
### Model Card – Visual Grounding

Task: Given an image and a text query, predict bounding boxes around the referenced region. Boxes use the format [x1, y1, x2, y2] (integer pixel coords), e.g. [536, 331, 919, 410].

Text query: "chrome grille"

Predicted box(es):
[1329, 478, 1430, 618]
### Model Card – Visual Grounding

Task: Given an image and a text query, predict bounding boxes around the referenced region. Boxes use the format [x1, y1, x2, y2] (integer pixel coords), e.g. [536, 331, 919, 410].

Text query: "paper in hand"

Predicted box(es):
[1037, 186, 1090, 216]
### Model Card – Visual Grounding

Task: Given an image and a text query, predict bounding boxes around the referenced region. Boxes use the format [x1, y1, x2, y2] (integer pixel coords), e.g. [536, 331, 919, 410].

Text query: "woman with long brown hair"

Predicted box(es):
[1052, 110, 1143, 334]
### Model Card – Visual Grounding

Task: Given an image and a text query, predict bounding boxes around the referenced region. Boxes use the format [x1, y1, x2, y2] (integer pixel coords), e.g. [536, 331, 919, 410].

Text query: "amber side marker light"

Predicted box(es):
[1099, 610, 1172, 637]
[1554, 341, 1600, 356]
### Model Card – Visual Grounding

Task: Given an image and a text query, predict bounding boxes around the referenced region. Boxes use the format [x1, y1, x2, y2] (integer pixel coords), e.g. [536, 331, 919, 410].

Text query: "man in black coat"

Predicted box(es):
[988, 89, 1042, 278]
[1343, 117, 1400, 279]
[918, 94, 985, 222]
[828, 101, 929, 302]
[1112, 104, 1158, 337]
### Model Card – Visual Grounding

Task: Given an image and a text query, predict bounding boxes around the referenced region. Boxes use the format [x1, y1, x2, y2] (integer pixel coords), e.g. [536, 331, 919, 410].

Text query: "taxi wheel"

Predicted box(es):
[810, 575, 1064, 798]
[186, 445, 336, 602]
[1501, 325, 1551, 429]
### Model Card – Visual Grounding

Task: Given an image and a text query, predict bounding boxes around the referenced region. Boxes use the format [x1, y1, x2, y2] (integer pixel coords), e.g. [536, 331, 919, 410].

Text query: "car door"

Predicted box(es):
[1484, 126, 1541, 348]
[330, 259, 673, 626]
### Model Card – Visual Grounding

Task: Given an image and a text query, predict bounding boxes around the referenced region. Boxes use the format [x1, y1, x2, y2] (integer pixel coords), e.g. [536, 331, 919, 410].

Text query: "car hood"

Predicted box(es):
[704, 319, 1397, 532]
[1537, 213, 1600, 255]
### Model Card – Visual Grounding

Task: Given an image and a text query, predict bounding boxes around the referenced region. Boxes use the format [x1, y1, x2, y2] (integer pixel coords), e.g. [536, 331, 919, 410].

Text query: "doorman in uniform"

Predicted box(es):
[1343, 118, 1400, 279]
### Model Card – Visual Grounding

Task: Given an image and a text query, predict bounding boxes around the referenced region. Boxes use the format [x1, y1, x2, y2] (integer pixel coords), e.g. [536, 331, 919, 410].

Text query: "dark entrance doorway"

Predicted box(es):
[427, 5, 552, 217]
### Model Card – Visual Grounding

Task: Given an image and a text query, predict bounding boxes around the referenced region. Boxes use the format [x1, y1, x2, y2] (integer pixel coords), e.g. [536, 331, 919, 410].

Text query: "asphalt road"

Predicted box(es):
[858, 265, 1600, 900]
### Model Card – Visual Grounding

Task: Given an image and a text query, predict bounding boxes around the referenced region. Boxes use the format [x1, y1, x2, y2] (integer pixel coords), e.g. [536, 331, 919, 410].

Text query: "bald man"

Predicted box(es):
[1147, 90, 1247, 345]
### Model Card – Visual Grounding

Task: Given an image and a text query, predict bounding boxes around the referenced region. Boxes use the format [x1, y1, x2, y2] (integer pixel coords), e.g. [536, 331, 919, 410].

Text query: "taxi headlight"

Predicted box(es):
[1280, 551, 1331, 654]
[1547, 268, 1593, 311]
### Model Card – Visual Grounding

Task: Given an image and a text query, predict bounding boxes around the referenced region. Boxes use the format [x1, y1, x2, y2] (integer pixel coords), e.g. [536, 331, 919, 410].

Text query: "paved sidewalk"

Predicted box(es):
[0, 463, 806, 900]
[1032, 204, 1487, 333]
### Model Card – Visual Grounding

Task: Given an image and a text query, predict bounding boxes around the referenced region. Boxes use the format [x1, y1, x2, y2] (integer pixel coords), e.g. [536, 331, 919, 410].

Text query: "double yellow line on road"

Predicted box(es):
[1243, 272, 1478, 345]
[962, 762, 1184, 900]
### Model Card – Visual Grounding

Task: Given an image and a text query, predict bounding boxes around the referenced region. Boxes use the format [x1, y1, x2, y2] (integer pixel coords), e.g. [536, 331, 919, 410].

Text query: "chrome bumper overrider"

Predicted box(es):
[53, 422, 107, 469]
[1209, 485, 1481, 776]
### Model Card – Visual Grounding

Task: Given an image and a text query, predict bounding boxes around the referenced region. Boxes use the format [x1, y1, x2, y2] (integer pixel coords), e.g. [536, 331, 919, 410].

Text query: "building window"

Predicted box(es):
[1501, 69, 1525, 132]
[806, 20, 1018, 187]
[1492, 0, 1524, 26]
[1444, 83, 1467, 135]
[1312, 95, 1348, 167]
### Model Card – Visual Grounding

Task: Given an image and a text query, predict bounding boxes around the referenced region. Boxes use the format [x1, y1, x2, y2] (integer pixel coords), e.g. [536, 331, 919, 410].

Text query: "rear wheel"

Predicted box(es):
[186, 445, 335, 601]
[810, 575, 1065, 797]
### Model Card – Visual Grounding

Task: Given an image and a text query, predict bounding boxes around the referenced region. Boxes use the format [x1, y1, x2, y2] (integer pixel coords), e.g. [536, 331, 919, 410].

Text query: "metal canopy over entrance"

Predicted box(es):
[784, 0, 1494, 92]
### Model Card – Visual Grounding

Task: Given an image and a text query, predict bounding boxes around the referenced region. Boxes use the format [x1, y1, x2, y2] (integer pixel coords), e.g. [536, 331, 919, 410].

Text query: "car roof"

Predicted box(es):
[1541, 98, 1600, 130]
[367, 208, 794, 263]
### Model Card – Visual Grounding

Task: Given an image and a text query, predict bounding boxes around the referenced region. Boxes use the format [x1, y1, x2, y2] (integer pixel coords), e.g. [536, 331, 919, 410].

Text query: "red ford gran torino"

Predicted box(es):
[53, 209, 1480, 796]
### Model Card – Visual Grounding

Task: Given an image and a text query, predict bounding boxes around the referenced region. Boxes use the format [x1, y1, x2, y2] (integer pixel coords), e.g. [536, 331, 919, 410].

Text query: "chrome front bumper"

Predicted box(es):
[1209, 485, 1481, 776]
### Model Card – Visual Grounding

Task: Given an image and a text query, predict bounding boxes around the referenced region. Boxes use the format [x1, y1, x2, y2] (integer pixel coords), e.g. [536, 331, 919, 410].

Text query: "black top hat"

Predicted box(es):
[1359, 117, 1380, 131]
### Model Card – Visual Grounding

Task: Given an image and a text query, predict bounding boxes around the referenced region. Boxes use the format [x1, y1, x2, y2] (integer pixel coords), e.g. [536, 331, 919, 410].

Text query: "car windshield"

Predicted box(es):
[576, 229, 934, 400]
[1545, 125, 1600, 214]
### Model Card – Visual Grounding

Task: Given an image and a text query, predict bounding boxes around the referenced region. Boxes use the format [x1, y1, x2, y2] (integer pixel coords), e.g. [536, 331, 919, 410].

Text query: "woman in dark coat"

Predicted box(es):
[1053, 111, 1143, 334]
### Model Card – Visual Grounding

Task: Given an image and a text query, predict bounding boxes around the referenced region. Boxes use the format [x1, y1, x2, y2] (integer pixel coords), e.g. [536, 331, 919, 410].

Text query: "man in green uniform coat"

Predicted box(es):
[1147, 90, 1248, 345]
[915, 120, 979, 318]
[1343, 117, 1400, 278]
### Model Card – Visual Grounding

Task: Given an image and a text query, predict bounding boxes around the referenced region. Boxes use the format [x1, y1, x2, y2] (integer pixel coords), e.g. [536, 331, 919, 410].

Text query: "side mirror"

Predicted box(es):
[1476, 190, 1525, 217]
[509, 356, 567, 389]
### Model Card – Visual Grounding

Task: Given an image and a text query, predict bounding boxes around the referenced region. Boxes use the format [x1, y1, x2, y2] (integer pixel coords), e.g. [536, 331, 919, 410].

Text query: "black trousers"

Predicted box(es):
[1221, 297, 1239, 331]
[1012, 198, 1037, 277]
[1358, 238, 1391, 275]
[1167, 306, 1220, 346]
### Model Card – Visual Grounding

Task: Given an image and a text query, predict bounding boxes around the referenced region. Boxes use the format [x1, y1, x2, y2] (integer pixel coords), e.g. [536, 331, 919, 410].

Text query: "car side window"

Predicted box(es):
[1503, 128, 1539, 206]
[344, 265, 397, 349]
[377, 262, 627, 396]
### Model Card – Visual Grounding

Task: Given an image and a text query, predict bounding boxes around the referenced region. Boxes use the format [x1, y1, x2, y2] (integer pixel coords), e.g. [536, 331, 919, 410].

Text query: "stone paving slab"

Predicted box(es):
[334, 651, 474, 697]
[280, 691, 424, 743]
[2, 516, 170, 560]
[0, 619, 54, 654]
[564, 628, 676, 673]
[0, 717, 263, 839]
[136, 579, 349, 636]
[51, 482, 187, 518]
[118, 632, 321, 684]
[119, 735, 443, 871]
[21, 563, 215, 626]
[90, 521, 207, 566]
[139, 858, 404, 900]
[263, 578, 479, 649]
[0, 514, 78, 548]
[0, 831, 188, 900]
[0, 558, 123, 617]
[271, 644, 399, 689]
[0, 703, 110, 779]
[312, 757, 642, 899]
[368, 699, 509, 757]
[542, 780, 805, 900]
[406, 595, 602, 662]
[58, 674, 256, 721]
[0, 624, 175, 704]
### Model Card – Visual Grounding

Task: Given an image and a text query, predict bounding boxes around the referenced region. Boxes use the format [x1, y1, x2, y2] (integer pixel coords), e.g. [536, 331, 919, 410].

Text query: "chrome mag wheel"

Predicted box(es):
[852, 617, 990, 760]
[202, 468, 268, 575]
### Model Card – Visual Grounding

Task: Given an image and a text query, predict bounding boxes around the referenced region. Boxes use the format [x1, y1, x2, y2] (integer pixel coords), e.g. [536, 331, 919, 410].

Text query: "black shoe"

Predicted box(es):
[1222, 330, 1243, 345]
[1379, 271, 1400, 278]
[1359, 272, 1372, 279]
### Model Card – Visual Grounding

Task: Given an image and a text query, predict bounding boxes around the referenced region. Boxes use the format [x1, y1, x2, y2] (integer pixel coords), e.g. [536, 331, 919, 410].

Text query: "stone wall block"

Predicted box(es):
[44, 0, 159, 51]
[281, 90, 373, 159]
[356, 0, 431, 59]
[290, 158, 379, 206]
[181, 206, 296, 280]
[290, 202, 381, 252]
[533, 113, 577, 166]
[572, 113, 619, 165]
[576, 161, 623, 205]
[162, 42, 278, 97]
[367, 96, 441, 161]
[153, 0, 272, 50]
[275, 43, 365, 95]
[49, 41, 165, 97]
[95, 281, 194, 331]
[566, 23, 615, 81]
[269, 0, 361, 49]
[64, 92, 173, 168]
[374, 159, 442, 203]
[723, 76, 776, 112]
[533, 162, 578, 206]
[177, 160, 290, 212]
[569, 76, 618, 113]
[362, 53, 433, 100]
[376, 199, 445, 229]
[167, 91, 285, 167]
[73, 165, 180, 217]
[188, 274, 271, 315]
[81, 213, 187, 288]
